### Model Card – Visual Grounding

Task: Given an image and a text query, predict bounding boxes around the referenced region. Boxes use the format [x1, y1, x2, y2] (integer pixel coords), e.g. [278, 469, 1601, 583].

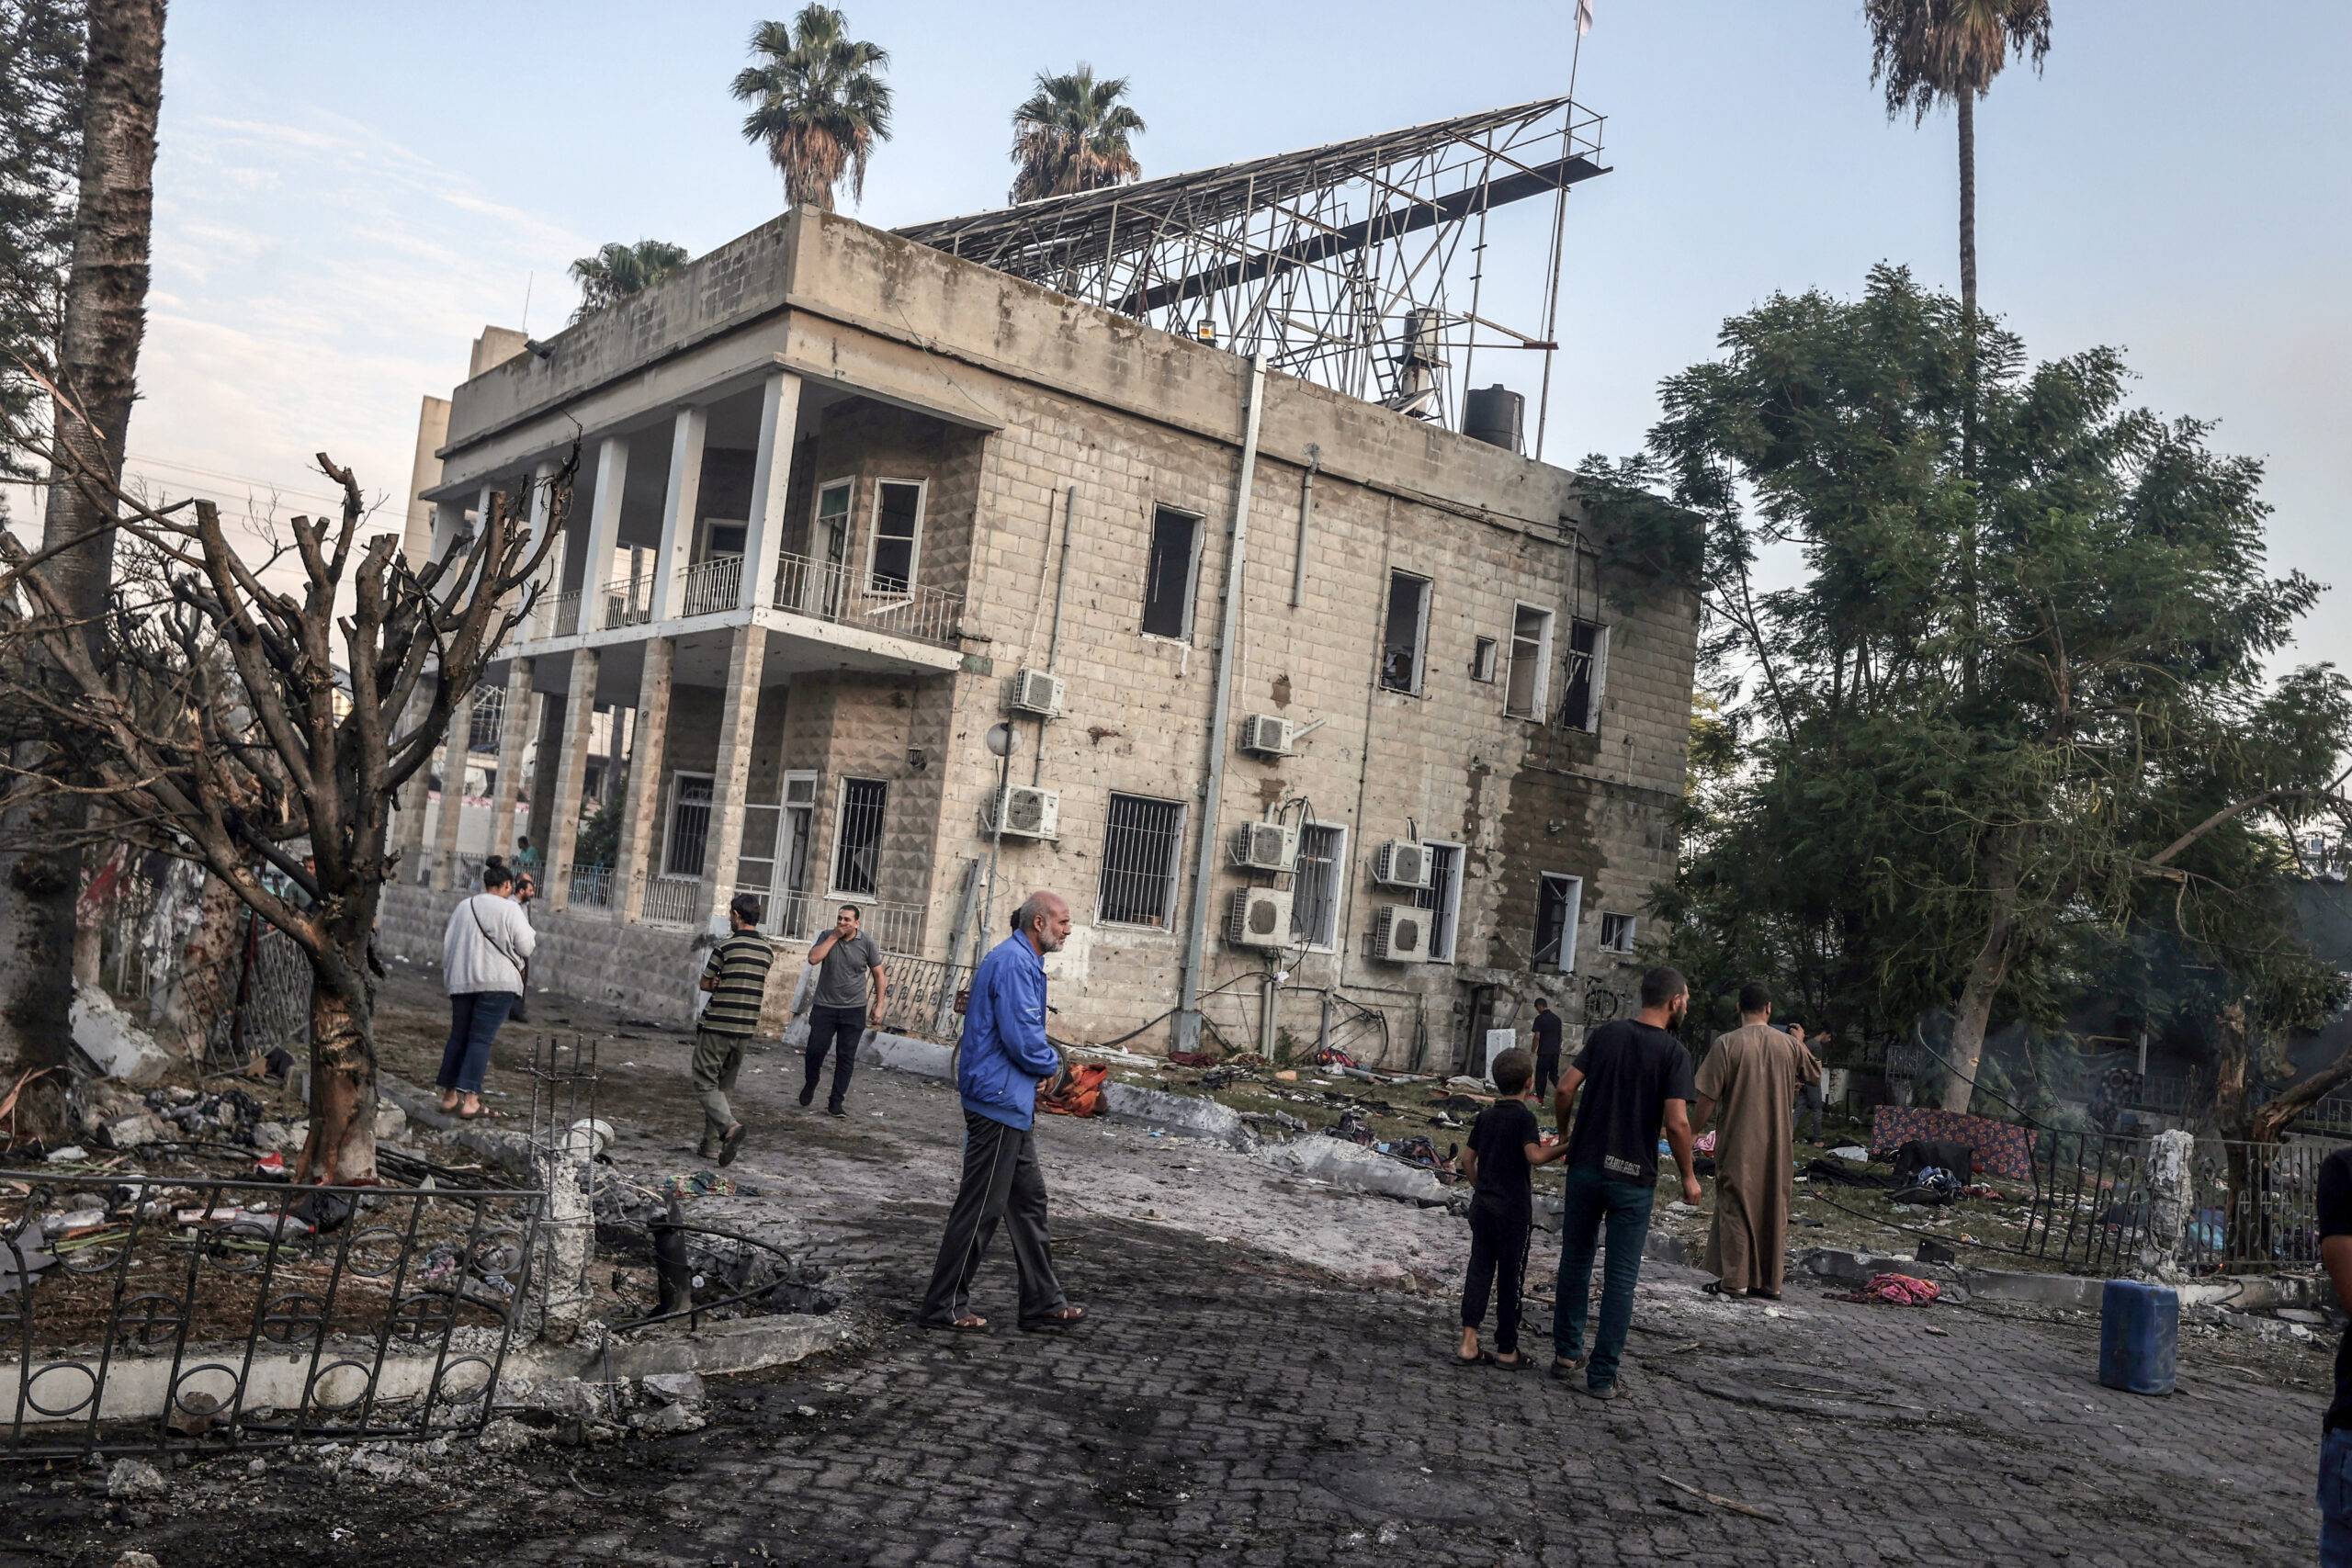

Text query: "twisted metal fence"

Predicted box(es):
[869, 955, 973, 1043]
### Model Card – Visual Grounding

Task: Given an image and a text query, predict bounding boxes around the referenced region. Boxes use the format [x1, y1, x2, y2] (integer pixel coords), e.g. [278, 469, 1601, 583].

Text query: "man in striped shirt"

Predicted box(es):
[695, 893, 775, 1165]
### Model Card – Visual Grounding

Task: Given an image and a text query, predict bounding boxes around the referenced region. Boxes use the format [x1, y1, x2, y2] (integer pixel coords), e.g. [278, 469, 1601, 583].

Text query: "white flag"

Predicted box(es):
[1576, 0, 1594, 35]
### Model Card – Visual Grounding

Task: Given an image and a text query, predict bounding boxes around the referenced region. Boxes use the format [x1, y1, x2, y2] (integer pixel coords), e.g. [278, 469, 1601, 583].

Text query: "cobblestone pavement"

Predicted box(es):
[10, 976, 2330, 1567]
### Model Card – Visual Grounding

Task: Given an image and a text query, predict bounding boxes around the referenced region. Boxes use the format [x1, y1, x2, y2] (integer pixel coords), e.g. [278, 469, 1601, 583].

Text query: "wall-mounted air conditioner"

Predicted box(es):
[1368, 904, 1430, 964]
[1374, 840, 1431, 890]
[1238, 714, 1295, 757]
[982, 785, 1060, 840]
[1009, 668, 1064, 718]
[1226, 886, 1295, 950]
[1228, 821, 1299, 874]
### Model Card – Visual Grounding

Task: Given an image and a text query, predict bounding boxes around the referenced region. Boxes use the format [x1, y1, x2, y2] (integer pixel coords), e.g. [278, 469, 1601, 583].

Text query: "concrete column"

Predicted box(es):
[540, 650, 602, 913]
[488, 657, 535, 859]
[581, 435, 629, 631]
[392, 690, 434, 885]
[526, 691, 564, 864]
[738, 372, 803, 612]
[612, 637, 675, 923]
[429, 690, 475, 891]
[650, 408, 706, 622]
[700, 626, 768, 927]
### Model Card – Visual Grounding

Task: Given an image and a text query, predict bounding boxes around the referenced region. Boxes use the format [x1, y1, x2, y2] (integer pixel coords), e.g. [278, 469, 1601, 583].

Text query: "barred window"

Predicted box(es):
[1097, 793, 1185, 928]
[831, 777, 888, 897]
[1413, 841, 1464, 962]
[663, 773, 715, 878]
[468, 688, 505, 754]
[1289, 823, 1347, 948]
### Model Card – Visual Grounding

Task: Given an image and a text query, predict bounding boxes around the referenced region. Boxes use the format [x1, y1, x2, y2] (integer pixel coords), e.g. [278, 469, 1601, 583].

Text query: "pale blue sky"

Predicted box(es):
[119, 2, 2352, 668]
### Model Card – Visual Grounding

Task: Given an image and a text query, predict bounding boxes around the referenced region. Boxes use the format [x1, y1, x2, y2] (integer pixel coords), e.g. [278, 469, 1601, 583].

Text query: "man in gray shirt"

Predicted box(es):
[802, 903, 887, 1118]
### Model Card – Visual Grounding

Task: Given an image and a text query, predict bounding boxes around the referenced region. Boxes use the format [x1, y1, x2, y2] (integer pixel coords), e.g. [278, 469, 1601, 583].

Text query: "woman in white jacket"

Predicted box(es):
[436, 862, 537, 1118]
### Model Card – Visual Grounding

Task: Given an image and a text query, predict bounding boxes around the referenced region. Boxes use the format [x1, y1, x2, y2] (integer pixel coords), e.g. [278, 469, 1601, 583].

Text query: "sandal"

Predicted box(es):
[1490, 1352, 1530, 1371]
[924, 1314, 989, 1333]
[1701, 1280, 1744, 1298]
[1019, 1304, 1089, 1332]
[1746, 1287, 1782, 1301]
[1453, 1349, 1487, 1368]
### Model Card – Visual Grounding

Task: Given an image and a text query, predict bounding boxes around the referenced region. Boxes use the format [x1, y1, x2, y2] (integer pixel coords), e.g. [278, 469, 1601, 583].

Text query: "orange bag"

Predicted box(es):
[1038, 1063, 1110, 1118]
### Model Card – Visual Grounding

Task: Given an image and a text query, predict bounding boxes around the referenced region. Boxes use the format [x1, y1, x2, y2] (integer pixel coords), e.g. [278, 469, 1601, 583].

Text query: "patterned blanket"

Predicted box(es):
[1869, 1105, 2036, 1183]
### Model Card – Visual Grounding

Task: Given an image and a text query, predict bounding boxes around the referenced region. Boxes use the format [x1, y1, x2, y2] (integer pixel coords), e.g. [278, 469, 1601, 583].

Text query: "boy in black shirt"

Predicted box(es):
[1456, 1047, 1572, 1369]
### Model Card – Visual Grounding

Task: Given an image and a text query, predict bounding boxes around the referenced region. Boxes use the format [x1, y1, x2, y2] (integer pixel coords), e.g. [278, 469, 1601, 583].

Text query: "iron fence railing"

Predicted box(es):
[753, 891, 925, 954]
[868, 955, 972, 1043]
[772, 551, 963, 648]
[548, 590, 582, 638]
[641, 875, 701, 928]
[678, 556, 743, 618]
[601, 576, 652, 631]
[568, 863, 614, 911]
[2, 1160, 542, 1458]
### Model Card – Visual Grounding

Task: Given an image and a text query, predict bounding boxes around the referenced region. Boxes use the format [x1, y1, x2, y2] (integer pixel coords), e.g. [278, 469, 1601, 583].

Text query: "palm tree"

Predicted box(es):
[568, 239, 691, 321]
[731, 6, 893, 212]
[1010, 65, 1146, 204]
[1864, 0, 2052, 318]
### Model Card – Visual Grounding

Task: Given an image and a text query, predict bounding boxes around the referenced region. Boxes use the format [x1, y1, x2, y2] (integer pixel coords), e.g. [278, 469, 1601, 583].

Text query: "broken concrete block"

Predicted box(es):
[71, 986, 175, 1085]
[374, 1103, 407, 1143]
[473, 1416, 536, 1454]
[633, 1400, 707, 1436]
[104, 1458, 166, 1500]
[251, 1121, 295, 1153]
[113, 1552, 162, 1568]
[1256, 1136, 1446, 1204]
[95, 1111, 170, 1152]
[640, 1371, 706, 1406]
[166, 1390, 222, 1438]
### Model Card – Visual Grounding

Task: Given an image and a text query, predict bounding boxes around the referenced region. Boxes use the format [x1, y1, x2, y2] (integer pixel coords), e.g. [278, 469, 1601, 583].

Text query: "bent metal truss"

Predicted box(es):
[897, 96, 1608, 447]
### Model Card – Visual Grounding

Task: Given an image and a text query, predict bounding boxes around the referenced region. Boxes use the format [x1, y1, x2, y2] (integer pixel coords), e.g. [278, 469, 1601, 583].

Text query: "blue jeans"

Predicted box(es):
[1553, 1165, 1657, 1389]
[437, 991, 516, 1095]
[2321, 1427, 2352, 1568]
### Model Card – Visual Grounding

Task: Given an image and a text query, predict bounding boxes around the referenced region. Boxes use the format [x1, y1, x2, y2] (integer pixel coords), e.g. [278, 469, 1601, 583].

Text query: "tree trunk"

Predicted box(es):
[296, 946, 379, 1185]
[0, 0, 164, 1129]
[1940, 839, 2019, 1114]
[1956, 88, 1976, 319]
[153, 874, 245, 1060]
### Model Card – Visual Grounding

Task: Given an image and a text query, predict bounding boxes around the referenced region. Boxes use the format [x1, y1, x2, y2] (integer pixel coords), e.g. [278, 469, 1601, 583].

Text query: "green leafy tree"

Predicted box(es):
[1592, 266, 2352, 1117]
[0, 0, 83, 490]
[1009, 64, 1145, 204]
[568, 239, 691, 322]
[731, 6, 893, 213]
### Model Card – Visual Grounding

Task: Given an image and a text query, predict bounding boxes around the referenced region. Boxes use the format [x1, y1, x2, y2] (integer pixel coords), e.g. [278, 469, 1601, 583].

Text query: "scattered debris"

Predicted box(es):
[1659, 1472, 1782, 1523]
[105, 1458, 167, 1501]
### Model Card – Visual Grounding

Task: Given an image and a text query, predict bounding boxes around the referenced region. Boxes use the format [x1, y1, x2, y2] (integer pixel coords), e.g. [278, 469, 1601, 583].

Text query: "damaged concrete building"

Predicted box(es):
[378, 97, 1699, 1070]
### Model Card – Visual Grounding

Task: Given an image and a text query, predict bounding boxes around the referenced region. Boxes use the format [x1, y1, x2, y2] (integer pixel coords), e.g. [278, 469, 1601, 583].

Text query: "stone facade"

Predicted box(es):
[420, 209, 1698, 1071]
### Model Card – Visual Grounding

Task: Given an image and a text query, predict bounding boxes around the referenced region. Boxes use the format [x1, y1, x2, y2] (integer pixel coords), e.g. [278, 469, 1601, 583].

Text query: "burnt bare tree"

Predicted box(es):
[0, 409, 572, 1180]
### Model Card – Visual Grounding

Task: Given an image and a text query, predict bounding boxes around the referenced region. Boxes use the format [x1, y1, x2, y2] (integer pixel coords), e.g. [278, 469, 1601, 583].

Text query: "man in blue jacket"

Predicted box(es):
[919, 890, 1088, 1333]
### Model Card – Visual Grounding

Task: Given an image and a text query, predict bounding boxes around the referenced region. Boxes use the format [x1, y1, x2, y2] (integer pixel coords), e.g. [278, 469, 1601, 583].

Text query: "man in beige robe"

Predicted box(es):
[1694, 980, 1821, 1299]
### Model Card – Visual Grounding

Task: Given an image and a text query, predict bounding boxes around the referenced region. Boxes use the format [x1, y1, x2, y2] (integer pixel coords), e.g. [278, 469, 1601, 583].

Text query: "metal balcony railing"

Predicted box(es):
[569, 863, 614, 910]
[753, 889, 926, 954]
[677, 555, 744, 618]
[548, 590, 582, 638]
[772, 552, 963, 649]
[640, 874, 702, 928]
[602, 577, 652, 631]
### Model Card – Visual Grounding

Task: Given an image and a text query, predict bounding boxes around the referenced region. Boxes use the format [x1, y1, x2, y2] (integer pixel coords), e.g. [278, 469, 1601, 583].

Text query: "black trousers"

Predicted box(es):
[1461, 1200, 1532, 1355]
[920, 1111, 1067, 1326]
[803, 1005, 866, 1109]
[1534, 1044, 1561, 1101]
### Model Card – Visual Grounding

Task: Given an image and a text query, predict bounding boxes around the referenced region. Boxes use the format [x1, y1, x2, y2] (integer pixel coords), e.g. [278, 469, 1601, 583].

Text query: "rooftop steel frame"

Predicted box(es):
[897, 96, 1608, 447]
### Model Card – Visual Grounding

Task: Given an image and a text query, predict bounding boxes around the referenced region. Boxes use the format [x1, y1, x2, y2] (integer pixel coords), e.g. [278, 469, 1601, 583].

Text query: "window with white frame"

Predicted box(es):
[1506, 604, 1555, 719]
[662, 773, 715, 878]
[1289, 822, 1348, 948]
[1097, 793, 1185, 928]
[1471, 637, 1498, 683]
[1140, 506, 1201, 639]
[867, 479, 923, 594]
[830, 777, 888, 897]
[1560, 619, 1608, 732]
[1412, 840, 1464, 962]
[1533, 873, 1583, 973]
[1600, 912, 1637, 954]
[1381, 571, 1431, 694]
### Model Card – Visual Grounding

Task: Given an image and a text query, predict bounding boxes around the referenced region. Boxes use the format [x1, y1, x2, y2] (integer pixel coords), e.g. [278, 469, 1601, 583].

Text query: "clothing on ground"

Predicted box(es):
[1565, 1018, 1695, 1185]
[1467, 1099, 1540, 1222]
[441, 893, 536, 995]
[957, 932, 1060, 1131]
[1461, 1203, 1532, 1356]
[1695, 1021, 1817, 1294]
[805, 1005, 865, 1111]
[701, 931, 776, 1037]
[2319, 1146, 2352, 1430]
[919, 1111, 1067, 1326]
[692, 1027, 746, 1147]
[812, 931, 884, 1010]
[436, 990, 514, 1095]
[1554, 1165, 1655, 1391]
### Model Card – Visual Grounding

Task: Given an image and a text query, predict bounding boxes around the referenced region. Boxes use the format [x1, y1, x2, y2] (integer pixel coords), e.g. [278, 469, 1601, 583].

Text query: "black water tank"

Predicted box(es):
[1464, 385, 1524, 455]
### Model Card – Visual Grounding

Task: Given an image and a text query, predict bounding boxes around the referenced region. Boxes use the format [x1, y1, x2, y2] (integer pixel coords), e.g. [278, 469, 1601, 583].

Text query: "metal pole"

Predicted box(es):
[1174, 352, 1270, 1053]
[1290, 446, 1319, 610]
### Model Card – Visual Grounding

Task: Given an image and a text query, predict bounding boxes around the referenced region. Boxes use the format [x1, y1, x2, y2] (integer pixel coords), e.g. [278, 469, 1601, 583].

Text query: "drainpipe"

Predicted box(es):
[1290, 445, 1319, 609]
[1174, 352, 1269, 1054]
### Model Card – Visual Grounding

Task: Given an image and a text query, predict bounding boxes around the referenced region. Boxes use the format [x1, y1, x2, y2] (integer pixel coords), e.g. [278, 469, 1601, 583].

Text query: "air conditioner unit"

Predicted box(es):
[1226, 886, 1295, 950]
[1228, 820, 1299, 873]
[1369, 903, 1430, 964]
[1374, 840, 1431, 890]
[982, 785, 1059, 840]
[1238, 714, 1294, 757]
[1009, 667, 1064, 718]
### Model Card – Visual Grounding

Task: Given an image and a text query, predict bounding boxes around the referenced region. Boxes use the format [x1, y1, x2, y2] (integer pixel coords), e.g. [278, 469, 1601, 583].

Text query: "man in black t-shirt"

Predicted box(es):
[1532, 997, 1565, 1101]
[1549, 965, 1702, 1397]
[2314, 1146, 2352, 1563]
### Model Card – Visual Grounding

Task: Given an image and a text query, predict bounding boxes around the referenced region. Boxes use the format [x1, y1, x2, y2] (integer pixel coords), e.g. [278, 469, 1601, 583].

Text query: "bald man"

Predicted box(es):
[919, 890, 1087, 1333]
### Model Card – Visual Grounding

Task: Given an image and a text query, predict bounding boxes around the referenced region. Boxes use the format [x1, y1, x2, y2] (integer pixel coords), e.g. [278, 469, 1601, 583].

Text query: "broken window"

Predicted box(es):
[868, 479, 923, 594]
[1600, 912, 1637, 954]
[1534, 872, 1582, 973]
[1141, 506, 1201, 639]
[1471, 637, 1498, 683]
[1559, 619, 1607, 732]
[1381, 571, 1431, 694]
[831, 777, 888, 897]
[1413, 841, 1464, 962]
[1290, 822, 1348, 948]
[1505, 604, 1554, 719]
[1098, 792, 1185, 927]
[663, 773, 715, 878]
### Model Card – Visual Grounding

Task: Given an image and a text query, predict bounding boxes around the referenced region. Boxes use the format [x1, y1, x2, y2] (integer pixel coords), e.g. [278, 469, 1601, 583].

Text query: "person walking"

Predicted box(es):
[801, 904, 886, 1118]
[436, 862, 536, 1120]
[1550, 965, 1701, 1397]
[694, 893, 775, 1166]
[1531, 996, 1565, 1102]
[918, 891, 1087, 1335]
[1694, 982, 1818, 1301]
